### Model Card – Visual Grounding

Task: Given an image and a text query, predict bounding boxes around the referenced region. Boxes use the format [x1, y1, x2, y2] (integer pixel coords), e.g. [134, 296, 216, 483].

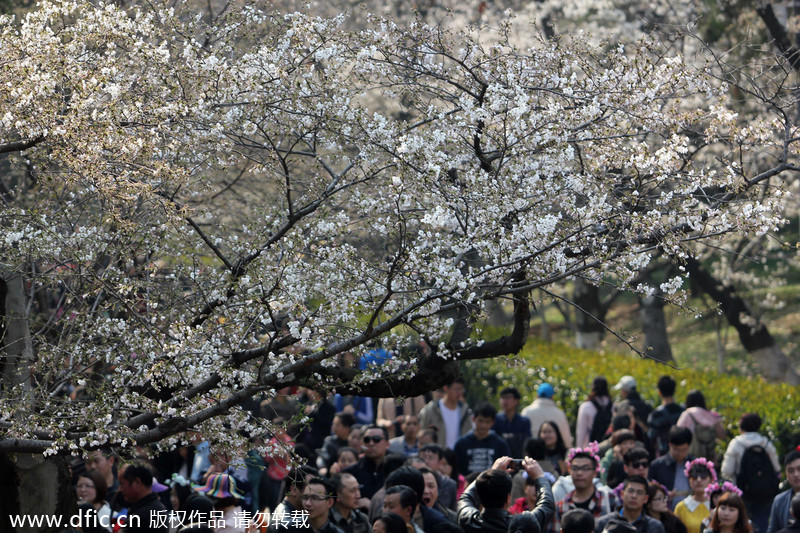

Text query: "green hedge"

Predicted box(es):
[462, 339, 800, 457]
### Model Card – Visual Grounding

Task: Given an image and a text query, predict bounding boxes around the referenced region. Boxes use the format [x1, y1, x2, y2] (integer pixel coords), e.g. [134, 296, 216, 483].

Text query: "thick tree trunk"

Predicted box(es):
[573, 278, 606, 350]
[639, 291, 674, 363]
[685, 257, 800, 384]
[2, 453, 76, 533]
[0, 267, 34, 395]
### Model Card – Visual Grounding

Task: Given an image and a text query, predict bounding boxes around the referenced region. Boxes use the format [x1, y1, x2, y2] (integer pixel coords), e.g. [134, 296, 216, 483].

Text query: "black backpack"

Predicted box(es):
[589, 399, 613, 443]
[736, 442, 779, 503]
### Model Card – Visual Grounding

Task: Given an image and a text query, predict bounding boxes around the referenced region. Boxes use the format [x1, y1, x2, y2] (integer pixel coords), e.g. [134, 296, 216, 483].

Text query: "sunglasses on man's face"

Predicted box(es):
[363, 435, 384, 444]
[630, 461, 649, 469]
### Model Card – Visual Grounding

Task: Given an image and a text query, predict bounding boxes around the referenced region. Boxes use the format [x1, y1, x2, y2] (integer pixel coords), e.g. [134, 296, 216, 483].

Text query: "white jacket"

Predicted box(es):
[522, 398, 574, 447]
[720, 431, 780, 481]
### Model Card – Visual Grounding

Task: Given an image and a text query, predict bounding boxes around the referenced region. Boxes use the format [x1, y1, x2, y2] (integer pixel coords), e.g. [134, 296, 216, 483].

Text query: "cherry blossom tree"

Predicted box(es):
[0, 0, 796, 464]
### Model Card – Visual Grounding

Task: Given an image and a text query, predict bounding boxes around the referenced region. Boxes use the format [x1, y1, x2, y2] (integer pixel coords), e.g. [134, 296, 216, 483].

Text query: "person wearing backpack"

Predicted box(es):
[721, 413, 781, 533]
[647, 376, 685, 459]
[576, 377, 613, 448]
[676, 390, 725, 462]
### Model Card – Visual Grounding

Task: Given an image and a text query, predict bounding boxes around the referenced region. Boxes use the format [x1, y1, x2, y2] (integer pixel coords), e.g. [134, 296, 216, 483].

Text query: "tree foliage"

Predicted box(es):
[0, 0, 796, 456]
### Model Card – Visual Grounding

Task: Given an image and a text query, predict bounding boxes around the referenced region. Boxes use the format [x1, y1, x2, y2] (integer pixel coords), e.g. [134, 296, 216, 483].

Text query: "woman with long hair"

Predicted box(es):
[675, 459, 716, 533]
[539, 420, 568, 475]
[440, 447, 466, 498]
[646, 482, 688, 533]
[75, 469, 112, 528]
[576, 376, 612, 447]
[707, 492, 752, 533]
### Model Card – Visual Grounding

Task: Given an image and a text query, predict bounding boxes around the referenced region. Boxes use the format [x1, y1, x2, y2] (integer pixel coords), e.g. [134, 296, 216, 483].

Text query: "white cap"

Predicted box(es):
[614, 375, 636, 391]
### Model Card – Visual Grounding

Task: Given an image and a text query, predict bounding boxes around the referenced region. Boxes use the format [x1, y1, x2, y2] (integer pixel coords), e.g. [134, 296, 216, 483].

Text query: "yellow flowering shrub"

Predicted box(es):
[463, 339, 800, 456]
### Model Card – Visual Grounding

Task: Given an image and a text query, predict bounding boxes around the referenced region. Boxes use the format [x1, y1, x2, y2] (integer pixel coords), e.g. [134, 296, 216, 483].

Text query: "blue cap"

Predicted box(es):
[537, 383, 554, 398]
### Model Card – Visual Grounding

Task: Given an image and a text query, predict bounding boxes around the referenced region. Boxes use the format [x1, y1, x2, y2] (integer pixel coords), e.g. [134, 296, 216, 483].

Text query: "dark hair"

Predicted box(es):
[539, 420, 567, 457]
[363, 424, 389, 440]
[337, 447, 358, 462]
[623, 447, 650, 466]
[385, 466, 424, 503]
[785, 449, 800, 467]
[612, 430, 636, 446]
[561, 508, 596, 533]
[120, 463, 153, 487]
[418, 466, 440, 488]
[687, 462, 713, 480]
[791, 493, 800, 523]
[709, 492, 752, 533]
[373, 512, 408, 533]
[473, 402, 497, 420]
[421, 444, 444, 458]
[589, 376, 610, 400]
[668, 426, 693, 446]
[183, 493, 214, 515]
[286, 465, 315, 491]
[475, 469, 513, 508]
[500, 387, 522, 400]
[440, 448, 459, 482]
[524, 438, 548, 460]
[385, 485, 418, 515]
[306, 477, 336, 500]
[685, 389, 707, 409]
[657, 376, 677, 398]
[645, 481, 666, 509]
[445, 376, 465, 387]
[335, 412, 356, 428]
[739, 413, 762, 433]
[623, 475, 649, 491]
[509, 512, 541, 533]
[612, 414, 631, 432]
[329, 472, 355, 496]
[78, 469, 108, 504]
[569, 451, 598, 468]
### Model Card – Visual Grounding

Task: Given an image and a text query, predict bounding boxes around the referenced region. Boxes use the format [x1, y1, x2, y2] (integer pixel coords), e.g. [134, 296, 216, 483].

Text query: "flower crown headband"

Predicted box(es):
[684, 457, 718, 482]
[567, 441, 603, 473]
[704, 481, 743, 498]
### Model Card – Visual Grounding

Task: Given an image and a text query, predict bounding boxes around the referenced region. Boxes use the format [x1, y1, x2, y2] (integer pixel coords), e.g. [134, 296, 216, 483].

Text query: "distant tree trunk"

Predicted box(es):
[573, 278, 606, 350]
[639, 280, 674, 362]
[685, 257, 800, 384]
[715, 313, 728, 374]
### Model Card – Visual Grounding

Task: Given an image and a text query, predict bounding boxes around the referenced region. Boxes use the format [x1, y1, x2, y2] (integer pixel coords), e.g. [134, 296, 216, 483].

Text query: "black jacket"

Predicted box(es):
[122, 492, 167, 533]
[648, 453, 694, 491]
[457, 475, 554, 533]
[344, 454, 404, 500]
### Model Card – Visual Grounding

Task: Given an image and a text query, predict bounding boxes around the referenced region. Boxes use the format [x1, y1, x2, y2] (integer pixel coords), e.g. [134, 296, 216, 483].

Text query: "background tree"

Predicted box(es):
[0, 0, 796, 464]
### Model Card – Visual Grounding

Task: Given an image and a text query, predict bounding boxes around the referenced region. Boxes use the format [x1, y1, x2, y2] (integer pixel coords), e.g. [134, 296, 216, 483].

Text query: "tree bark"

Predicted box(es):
[685, 257, 800, 384]
[1, 267, 34, 395]
[4, 453, 76, 533]
[639, 284, 674, 363]
[573, 278, 606, 350]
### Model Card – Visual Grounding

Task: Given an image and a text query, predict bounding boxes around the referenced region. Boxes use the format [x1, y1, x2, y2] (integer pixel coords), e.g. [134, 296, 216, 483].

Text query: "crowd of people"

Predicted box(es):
[65, 374, 800, 533]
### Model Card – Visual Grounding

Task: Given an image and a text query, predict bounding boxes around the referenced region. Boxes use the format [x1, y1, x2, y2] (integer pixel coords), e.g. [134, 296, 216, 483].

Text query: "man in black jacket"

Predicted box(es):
[457, 456, 554, 533]
[648, 427, 693, 509]
[118, 463, 167, 533]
